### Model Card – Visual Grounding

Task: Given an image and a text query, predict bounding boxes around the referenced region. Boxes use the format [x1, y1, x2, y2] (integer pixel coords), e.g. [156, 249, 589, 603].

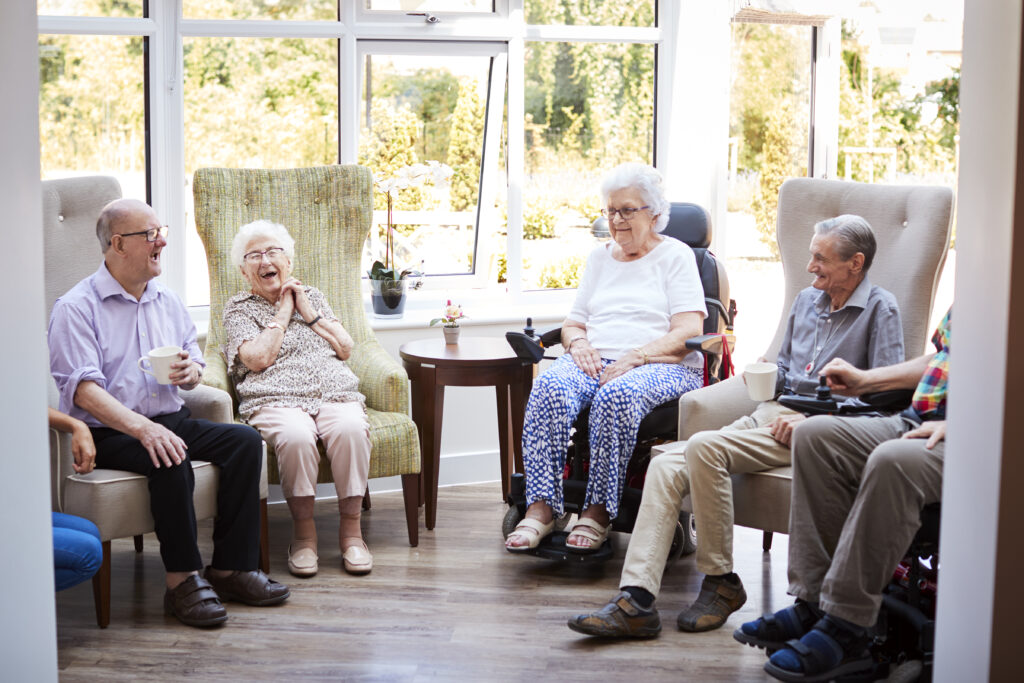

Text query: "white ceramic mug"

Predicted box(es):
[138, 345, 182, 385]
[744, 362, 778, 402]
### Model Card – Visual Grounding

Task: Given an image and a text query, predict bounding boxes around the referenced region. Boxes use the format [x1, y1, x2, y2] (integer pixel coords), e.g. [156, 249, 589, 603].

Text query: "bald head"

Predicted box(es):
[96, 198, 153, 253]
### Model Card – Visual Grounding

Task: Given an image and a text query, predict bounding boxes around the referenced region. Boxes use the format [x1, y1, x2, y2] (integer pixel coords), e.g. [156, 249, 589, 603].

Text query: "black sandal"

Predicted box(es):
[763, 616, 873, 682]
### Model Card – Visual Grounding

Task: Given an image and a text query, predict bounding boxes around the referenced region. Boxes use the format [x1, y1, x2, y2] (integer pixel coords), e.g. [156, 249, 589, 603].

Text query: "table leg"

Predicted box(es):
[495, 383, 512, 499]
[407, 364, 445, 531]
[509, 365, 532, 476]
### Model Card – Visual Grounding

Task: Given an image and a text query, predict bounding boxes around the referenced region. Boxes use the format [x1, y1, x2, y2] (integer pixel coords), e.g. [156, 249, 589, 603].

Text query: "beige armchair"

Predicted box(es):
[43, 176, 269, 628]
[674, 177, 954, 549]
[192, 164, 421, 546]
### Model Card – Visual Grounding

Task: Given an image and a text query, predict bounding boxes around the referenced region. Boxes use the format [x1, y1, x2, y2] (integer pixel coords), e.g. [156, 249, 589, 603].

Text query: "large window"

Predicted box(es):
[183, 36, 340, 303]
[38, 33, 147, 200]
[522, 39, 655, 290]
[358, 44, 505, 286]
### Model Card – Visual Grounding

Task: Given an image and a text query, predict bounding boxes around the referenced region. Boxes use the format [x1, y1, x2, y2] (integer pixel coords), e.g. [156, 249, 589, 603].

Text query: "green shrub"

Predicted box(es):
[539, 254, 586, 288]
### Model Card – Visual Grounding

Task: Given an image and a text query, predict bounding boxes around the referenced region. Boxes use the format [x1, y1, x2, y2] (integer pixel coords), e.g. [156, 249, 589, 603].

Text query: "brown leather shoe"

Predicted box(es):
[567, 591, 662, 638]
[163, 575, 228, 628]
[677, 574, 747, 632]
[203, 567, 290, 606]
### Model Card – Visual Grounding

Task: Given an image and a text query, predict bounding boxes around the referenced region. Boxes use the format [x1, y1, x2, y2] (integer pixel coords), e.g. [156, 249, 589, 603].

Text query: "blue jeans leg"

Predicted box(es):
[53, 512, 102, 592]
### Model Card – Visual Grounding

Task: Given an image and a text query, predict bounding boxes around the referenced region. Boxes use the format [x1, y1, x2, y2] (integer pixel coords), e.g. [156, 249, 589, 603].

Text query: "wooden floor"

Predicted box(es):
[55, 482, 789, 681]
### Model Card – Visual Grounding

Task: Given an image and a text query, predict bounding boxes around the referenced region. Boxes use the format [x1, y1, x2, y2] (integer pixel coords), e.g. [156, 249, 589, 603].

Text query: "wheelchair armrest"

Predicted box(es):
[538, 325, 562, 347]
[684, 333, 736, 355]
[505, 332, 545, 363]
[859, 389, 915, 412]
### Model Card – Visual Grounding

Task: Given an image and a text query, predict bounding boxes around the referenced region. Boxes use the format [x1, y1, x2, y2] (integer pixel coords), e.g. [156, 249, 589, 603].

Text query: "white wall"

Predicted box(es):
[934, 0, 1020, 678]
[0, 3, 58, 680]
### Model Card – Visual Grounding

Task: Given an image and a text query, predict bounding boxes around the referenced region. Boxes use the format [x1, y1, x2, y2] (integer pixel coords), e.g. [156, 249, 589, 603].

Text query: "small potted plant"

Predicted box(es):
[430, 299, 466, 344]
[369, 161, 453, 318]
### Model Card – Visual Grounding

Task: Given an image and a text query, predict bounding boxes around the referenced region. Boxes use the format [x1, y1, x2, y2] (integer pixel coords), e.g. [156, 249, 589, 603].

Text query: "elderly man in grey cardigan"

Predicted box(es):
[569, 214, 905, 639]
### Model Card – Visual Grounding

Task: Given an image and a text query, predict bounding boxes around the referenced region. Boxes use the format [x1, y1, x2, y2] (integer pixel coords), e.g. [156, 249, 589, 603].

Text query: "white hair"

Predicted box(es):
[230, 219, 296, 267]
[599, 162, 671, 233]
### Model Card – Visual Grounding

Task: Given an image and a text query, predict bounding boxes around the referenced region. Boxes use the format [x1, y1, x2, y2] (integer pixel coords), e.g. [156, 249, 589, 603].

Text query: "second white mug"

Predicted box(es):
[138, 345, 182, 385]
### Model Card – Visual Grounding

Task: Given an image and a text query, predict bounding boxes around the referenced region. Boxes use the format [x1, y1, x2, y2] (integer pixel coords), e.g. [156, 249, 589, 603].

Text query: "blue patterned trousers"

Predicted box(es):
[522, 354, 704, 518]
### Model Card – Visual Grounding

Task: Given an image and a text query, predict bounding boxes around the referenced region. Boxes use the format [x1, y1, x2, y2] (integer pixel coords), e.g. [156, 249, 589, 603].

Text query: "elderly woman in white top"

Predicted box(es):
[506, 162, 708, 554]
[222, 220, 372, 577]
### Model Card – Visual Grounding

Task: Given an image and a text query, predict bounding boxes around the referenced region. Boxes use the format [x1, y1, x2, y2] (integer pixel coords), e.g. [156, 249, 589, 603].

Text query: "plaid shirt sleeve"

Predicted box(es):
[911, 308, 951, 419]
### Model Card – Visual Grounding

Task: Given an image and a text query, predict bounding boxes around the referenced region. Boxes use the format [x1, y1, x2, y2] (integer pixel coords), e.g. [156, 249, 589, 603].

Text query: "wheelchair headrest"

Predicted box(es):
[662, 202, 712, 248]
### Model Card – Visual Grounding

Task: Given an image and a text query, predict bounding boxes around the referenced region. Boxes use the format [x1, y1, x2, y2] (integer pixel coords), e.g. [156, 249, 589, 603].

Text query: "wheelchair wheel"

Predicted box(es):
[502, 505, 525, 539]
[667, 511, 698, 562]
[885, 659, 923, 683]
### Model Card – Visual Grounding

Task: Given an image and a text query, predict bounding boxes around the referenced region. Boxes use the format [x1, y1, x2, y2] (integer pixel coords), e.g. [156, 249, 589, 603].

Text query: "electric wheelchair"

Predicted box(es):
[502, 202, 737, 563]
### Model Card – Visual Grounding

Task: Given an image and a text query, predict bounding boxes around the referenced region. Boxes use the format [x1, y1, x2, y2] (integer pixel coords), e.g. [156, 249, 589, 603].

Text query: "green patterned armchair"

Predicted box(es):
[193, 165, 421, 546]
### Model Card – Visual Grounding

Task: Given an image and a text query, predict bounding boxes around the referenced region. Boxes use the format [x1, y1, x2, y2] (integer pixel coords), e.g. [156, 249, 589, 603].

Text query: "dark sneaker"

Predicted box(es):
[676, 574, 747, 633]
[163, 575, 228, 628]
[203, 567, 290, 606]
[567, 591, 662, 638]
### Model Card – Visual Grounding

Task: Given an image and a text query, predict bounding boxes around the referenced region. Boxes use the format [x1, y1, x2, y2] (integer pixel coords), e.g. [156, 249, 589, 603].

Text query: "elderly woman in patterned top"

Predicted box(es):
[505, 162, 708, 554]
[223, 220, 372, 578]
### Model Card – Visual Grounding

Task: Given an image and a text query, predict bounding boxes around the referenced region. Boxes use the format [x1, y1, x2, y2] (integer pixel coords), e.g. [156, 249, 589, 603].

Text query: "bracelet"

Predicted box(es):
[633, 347, 649, 365]
[306, 314, 322, 327]
[567, 336, 586, 350]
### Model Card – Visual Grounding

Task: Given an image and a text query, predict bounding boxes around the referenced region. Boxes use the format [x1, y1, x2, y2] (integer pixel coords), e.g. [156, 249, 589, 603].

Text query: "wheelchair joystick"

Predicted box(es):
[523, 317, 535, 339]
[816, 375, 831, 401]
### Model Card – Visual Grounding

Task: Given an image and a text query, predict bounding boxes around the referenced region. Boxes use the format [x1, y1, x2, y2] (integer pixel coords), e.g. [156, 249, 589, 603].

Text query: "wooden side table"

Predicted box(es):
[400, 336, 534, 530]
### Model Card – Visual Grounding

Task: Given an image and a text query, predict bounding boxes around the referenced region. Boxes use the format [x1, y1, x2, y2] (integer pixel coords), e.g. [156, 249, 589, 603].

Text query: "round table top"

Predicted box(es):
[399, 336, 525, 367]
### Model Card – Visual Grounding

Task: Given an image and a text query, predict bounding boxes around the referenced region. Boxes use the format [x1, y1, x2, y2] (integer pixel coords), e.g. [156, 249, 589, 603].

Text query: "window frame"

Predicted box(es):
[37, 1, 762, 315]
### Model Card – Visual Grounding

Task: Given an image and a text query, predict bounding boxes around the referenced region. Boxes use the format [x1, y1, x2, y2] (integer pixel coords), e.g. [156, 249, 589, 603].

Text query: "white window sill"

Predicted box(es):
[191, 286, 574, 339]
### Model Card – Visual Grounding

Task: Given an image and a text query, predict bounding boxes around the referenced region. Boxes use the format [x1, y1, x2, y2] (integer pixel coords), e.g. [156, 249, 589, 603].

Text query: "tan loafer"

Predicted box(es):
[287, 544, 319, 578]
[342, 540, 373, 575]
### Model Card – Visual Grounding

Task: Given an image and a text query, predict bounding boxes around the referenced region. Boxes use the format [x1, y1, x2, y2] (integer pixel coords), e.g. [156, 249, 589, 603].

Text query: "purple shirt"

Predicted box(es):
[48, 263, 204, 427]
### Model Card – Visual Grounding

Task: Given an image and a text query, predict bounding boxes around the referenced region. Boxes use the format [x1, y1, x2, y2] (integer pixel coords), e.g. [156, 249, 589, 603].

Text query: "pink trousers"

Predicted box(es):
[249, 403, 371, 500]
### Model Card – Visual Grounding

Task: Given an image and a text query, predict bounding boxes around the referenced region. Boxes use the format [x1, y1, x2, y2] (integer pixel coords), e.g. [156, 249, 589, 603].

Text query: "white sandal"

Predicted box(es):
[565, 517, 610, 553]
[505, 517, 555, 552]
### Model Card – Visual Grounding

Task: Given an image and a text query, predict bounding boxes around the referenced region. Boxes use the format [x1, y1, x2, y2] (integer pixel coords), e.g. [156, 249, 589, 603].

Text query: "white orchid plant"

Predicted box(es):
[370, 160, 454, 281]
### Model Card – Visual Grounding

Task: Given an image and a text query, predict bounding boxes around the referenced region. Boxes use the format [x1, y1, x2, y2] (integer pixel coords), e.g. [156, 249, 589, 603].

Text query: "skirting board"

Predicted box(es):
[266, 448, 504, 503]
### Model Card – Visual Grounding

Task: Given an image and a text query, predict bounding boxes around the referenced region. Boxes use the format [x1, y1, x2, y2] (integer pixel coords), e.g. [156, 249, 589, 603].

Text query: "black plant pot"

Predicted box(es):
[369, 279, 407, 318]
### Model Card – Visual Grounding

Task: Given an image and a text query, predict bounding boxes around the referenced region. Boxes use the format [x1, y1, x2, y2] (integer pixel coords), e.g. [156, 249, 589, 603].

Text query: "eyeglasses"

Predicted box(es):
[112, 225, 168, 243]
[243, 247, 286, 264]
[601, 206, 650, 222]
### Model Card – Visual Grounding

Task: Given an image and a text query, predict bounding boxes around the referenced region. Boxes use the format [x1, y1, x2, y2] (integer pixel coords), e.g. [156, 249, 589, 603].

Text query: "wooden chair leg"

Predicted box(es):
[133, 535, 143, 553]
[401, 473, 420, 547]
[92, 540, 111, 629]
[362, 485, 371, 511]
[762, 531, 774, 551]
[259, 498, 270, 573]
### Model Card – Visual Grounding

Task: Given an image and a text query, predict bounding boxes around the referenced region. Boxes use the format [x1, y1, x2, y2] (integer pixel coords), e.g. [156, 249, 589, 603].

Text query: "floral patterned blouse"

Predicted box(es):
[223, 286, 364, 421]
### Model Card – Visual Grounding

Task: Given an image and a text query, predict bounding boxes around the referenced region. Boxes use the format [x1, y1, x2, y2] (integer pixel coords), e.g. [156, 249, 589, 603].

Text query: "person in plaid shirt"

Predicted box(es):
[734, 309, 950, 682]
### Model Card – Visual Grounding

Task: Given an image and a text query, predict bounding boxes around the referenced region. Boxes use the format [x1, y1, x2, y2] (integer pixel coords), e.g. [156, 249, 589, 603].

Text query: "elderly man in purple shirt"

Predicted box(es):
[48, 198, 289, 628]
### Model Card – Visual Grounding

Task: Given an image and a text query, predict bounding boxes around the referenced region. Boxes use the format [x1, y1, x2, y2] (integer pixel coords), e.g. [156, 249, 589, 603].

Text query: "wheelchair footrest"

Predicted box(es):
[508, 531, 615, 563]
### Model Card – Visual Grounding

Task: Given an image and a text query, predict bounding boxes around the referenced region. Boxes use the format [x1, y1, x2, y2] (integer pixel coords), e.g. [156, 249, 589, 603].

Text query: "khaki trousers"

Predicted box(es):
[620, 401, 796, 596]
[249, 403, 371, 500]
[788, 414, 944, 627]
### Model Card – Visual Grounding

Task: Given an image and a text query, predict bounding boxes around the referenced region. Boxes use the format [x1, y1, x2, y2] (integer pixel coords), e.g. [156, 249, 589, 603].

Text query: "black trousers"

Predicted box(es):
[91, 407, 263, 573]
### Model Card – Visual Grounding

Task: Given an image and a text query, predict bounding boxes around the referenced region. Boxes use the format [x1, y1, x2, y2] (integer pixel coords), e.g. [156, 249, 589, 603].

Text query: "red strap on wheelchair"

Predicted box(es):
[720, 333, 734, 379]
[704, 333, 734, 386]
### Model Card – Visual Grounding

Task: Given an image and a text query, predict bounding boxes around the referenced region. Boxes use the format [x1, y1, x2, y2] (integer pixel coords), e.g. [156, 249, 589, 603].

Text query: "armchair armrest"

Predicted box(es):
[181, 384, 234, 424]
[348, 339, 409, 414]
[678, 375, 759, 438]
[201, 351, 231, 395]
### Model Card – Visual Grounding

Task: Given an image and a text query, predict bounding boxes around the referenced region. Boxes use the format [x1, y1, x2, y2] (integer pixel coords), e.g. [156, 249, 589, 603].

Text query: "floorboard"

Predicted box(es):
[55, 482, 787, 681]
